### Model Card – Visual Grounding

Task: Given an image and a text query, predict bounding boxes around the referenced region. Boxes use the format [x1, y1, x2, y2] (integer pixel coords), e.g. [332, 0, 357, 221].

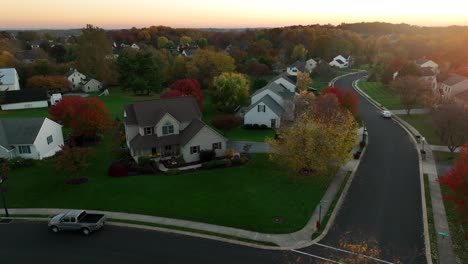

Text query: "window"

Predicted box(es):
[190, 146, 200, 154]
[257, 105, 266, 112]
[144, 127, 154, 135]
[61, 217, 70, 223]
[212, 142, 222, 150]
[18, 146, 31, 154]
[47, 135, 53, 145]
[165, 145, 172, 151]
[162, 122, 174, 135]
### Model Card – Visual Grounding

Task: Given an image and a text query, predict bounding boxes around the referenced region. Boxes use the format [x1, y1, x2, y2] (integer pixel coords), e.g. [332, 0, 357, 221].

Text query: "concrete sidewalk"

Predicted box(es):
[6, 130, 366, 249]
[227, 141, 270, 153]
[390, 108, 430, 115]
[354, 80, 457, 264]
[430, 145, 461, 153]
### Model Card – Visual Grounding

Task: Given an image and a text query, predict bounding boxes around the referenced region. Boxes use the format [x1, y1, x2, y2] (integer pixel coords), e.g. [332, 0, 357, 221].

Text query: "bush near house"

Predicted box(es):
[199, 149, 216, 162]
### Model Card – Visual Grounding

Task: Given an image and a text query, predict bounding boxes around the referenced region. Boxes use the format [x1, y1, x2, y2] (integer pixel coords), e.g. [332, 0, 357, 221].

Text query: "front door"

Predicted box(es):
[151, 147, 157, 156]
[270, 119, 276, 128]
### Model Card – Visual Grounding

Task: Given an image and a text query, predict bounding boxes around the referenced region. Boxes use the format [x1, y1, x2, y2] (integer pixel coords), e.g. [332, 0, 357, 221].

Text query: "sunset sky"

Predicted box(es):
[2, 0, 468, 29]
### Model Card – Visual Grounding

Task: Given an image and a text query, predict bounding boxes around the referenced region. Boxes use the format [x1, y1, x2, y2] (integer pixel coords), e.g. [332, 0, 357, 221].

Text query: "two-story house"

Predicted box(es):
[66, 68, 102, 92]
[123, 97, 227, 163]
[329, 55, 350, 68]
[438, 73, 468, 100]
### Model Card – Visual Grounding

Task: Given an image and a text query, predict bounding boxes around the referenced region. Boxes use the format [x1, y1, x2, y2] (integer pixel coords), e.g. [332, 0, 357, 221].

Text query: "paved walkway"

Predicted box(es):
[390, 108, 430, 115]
[354, 81, 457, 264]
[430, 145, 461, 153]
[228, 141, 270, 153]
[6, 130, 366, 249]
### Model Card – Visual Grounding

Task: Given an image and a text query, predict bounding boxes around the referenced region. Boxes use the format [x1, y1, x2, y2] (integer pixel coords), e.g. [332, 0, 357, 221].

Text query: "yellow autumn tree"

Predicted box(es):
[294, 91, 316, 116]
[296, 72, 313, 92]
[267, 105, 357, 177]
[0, 51, 16, 68]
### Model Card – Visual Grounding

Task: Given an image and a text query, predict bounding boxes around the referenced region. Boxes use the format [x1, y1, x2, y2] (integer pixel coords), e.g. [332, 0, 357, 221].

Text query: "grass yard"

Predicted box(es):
[397, 114, 442, 145]
[432, 151, 459, 165]
[357, 80, 403, 110]
[5, 148, 331, 233]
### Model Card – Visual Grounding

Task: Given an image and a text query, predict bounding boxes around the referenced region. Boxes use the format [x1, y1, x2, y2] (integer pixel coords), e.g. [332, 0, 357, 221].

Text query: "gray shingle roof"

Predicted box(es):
[420, 67, 435, 77]
[180, 119, 206, 146]
[123, 97, 201, 127]
[3, 89, 48, 104]
[252, 81, 295, 100]
[0, 118, 46, 149]
[246, 94, 283, 116]
[415, 58, 430, 66]
[289, 60, 306, 71]
[0, 68, 18, 85]
[443, 74, 468, 86]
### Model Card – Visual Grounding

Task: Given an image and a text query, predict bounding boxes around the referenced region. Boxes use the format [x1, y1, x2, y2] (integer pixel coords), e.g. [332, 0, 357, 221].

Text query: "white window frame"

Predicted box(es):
[257, 105, 266, 112]
[144, 127, 154, 135]
[190, 146, 200, 154]
[162, 122, 174, 135]
[18, 145, 31, 154]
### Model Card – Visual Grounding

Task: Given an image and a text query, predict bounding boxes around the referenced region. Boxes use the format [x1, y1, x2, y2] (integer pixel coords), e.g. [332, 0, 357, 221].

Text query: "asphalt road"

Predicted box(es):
[0, 220, 286, 264]
[301, 73, 426, 263]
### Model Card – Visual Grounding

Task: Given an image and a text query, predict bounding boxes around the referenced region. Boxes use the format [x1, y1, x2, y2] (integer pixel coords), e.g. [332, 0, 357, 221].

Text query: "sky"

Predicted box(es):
[2, 0, 468, 29]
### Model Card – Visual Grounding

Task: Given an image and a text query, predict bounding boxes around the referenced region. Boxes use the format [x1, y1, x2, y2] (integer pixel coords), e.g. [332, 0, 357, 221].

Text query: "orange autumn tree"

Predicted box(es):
[49, 96, 112, 140]
[27, 75, 70, 91]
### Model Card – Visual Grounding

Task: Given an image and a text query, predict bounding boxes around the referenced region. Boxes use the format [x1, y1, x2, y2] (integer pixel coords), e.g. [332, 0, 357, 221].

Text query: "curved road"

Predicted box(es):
[301, 73, 426, 263]
[0, 73, 426, 263]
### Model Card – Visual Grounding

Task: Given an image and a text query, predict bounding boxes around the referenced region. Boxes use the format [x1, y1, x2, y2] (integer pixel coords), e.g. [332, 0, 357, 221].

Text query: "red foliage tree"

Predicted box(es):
[322, 86, 344, 103]
[391, 58, 408, 72]
[321, 86, 359, 117]
[166, 79, 203, 110]
[27, 75, 70, 91]
[49, 96, 112, 140]
[438, 143, 468, 224]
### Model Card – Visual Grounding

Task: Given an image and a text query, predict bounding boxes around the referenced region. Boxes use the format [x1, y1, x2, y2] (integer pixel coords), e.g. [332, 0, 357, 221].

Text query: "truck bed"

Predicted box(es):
[79, 214, 104, 223]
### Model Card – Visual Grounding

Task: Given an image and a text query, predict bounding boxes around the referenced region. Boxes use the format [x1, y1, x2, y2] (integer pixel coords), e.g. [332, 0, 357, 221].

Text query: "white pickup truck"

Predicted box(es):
[48, 210, 106, 235]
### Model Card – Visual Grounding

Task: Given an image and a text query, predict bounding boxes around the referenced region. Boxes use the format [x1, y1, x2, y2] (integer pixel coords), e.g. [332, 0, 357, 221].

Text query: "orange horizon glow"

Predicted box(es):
[2, 0, 468, 29]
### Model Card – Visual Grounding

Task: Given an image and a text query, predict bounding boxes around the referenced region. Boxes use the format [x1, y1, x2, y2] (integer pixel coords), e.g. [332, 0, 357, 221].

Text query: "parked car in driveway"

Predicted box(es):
[381, 110, 392, 118]
[48, 210, 106, 235]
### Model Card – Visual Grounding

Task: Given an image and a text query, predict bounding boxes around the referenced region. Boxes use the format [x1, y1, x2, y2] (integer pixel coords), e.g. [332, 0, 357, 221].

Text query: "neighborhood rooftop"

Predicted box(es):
[443, 73, 468, 86]
[246, 94, 283, 116]
[252, 81, 296, 99]
[0, 68, 18, 85]
[3, 89, 48, 104]
[124, 96, 201, 127]
[0, 117, 46, 148]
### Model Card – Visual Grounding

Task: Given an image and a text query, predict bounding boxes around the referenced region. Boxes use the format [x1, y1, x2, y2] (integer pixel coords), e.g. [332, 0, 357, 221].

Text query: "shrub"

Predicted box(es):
[226, 148, 234, 158]
[244, 124, 253, 129]
[199, 149, 216, 162]
[211, 115, 243, 135]
[202, 159, 226, 169]
[232, 157, 249, 166]
[108, 162, 129, 177]
[353, 151, 361, 159]
[9, 157, 35, 169]
[138, 156, 152, 166]
[166, 168, 180, 175]
[224, 159, 232, 167]
[252, 124, 260, 129]
[259, 124, 268, 129]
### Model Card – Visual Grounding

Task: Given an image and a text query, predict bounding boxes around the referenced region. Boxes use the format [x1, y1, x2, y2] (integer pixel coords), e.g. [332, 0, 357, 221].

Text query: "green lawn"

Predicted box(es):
[357, 81, 403, 110]
[432, 151, 459, 165]
[397, 114, 442, 145]
[5, 148, 331, 233]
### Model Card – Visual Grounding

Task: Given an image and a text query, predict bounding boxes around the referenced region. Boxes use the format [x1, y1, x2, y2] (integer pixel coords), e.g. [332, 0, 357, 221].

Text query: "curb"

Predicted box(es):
[329, 70, 367, 86]
[353, 80, 433, 264]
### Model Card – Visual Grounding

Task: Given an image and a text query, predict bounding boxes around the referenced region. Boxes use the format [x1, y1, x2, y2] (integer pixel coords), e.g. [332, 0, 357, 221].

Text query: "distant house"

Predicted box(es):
[329, 55, 350, 69]
[305, 58, 319, 73]
[438, 74, 468, 100]
[287, 61, 306, 76]
[0, 117, 64, 160]
[182, 48, 197, 58]
[272, 75, 297, 92]
[50, 93, 62, 106]
[29, 40, 42, 49]
[66, 69, 102, 92]
[114, 42, 140, 50]
[67, 69, 86, 91]
[14, 50, 48, 64]
[130, 43, 140, 50]
[1, 89, 49, 110]
[420, 67, 437, 91]
[82, 78, 102, 92]
[244, 76, 297, 128]
[123, 97, 227, 163]
[0, 68, 21, 91]
[415, 58, 439, 74]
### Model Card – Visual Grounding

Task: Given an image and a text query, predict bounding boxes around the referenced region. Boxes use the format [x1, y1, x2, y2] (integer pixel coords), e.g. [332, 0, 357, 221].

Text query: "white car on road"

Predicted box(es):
[381, 110, 392, 118]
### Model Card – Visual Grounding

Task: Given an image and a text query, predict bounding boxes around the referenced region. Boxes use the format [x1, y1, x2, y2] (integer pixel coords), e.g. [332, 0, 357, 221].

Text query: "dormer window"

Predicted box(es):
[162, 122, 174, 135]
[144, 127, 154, 135]
[257, 105, 266, 112]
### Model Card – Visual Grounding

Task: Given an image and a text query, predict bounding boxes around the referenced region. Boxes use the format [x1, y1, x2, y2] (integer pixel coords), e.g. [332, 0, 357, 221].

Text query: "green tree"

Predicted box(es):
[398, 62, 422, 77]
[157, 36, 169, 49]
[212, 72, 250, 113]
[180, 36, 192, 45]
[117, 50, 162, 95]
[76, 24, 114, 82]
[186, 49, 236, 88]
[291, 44, 308, 61]
[137, 30, 151, 42]
[197, 38, 208, 48]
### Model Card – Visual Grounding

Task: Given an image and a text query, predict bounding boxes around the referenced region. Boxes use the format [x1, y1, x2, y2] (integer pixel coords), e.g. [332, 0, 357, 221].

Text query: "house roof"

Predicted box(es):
[272, 74, 296, 87]
[0, 117, 46, 149]
[0, 68, 18, 85]
[29, 40, 42, 46]
[443, 74, 468, 86]
[284, 75, 297, 84]
[183, 48, 197, 57]
[123, 96, 201, 127]
[454, 90, 468, 102]
[335, 59, 345, 65]
[415, 58, 430, 66]
[288, 60, 305, 71]
[129, 118, 209, 150]
[3, 89, 48, 104]
[246, 94, 283, 116]
[252, 81, 295, 100]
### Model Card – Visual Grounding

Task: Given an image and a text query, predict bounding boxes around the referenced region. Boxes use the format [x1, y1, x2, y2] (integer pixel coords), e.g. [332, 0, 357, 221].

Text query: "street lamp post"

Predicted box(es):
[0, 177, 8, 217]
[422, 137, 426, 152]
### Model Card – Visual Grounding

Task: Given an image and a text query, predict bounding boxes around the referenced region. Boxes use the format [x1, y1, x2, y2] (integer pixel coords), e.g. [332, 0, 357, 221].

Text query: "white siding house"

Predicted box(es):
[67, 69, 86, 90]
[438, 74, 468, 99]
[123, 97, 227, 163]
[82, 78, 102, 92]
[415, 58, 439, 74]
[305, 58, 318, 73]
[244, 96, 282, 128]
[0, 118, 64, 160]
[329, 55, 349, 68]
[0, 68, 21, 91]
